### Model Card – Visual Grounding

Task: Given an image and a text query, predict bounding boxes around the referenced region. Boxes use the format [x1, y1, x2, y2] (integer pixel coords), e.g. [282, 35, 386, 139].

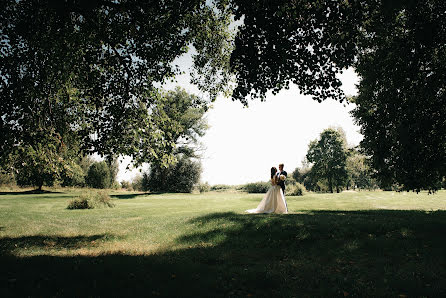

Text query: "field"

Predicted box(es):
[1, 189, 445, 297]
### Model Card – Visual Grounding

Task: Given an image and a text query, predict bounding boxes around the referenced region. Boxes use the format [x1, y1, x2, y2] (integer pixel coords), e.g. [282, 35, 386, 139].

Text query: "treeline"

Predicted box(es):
[0, 88, 208, 193]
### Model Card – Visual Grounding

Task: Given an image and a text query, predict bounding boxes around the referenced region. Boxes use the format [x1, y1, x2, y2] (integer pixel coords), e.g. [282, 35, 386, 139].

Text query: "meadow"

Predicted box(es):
[1, 189, 445, 297]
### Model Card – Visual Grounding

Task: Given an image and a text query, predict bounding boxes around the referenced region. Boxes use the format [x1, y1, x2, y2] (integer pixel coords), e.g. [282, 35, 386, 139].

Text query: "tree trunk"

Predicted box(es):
[328, 177, 333, 193]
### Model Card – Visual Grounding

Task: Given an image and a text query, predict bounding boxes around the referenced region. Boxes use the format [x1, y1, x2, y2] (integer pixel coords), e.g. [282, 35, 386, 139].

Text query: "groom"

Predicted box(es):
[277, 163, 287, 194]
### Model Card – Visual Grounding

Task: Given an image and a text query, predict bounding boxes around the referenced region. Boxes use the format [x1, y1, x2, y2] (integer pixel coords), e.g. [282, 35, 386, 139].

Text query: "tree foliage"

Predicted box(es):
[346, 148, 377, 190]
[143, 156, 201, 193]
[142, 88, 209, 193]
[306, 129, 349, 193]
[229, 0, 446, 191]
[350, 1, 446, 192]
[13, 132, 67, 190]
[86, 161, 111, 189]
[0, 0, 232, 168]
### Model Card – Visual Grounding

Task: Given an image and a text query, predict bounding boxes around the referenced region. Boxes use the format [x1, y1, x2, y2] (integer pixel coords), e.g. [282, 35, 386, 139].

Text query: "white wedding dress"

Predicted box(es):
[246, 177, 288, 214]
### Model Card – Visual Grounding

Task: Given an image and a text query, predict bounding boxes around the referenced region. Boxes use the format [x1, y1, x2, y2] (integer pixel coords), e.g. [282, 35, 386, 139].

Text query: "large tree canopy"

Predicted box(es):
[0, 0, 232, 167]
[2, 0, 445, 191]
[229, 0, 446, 191]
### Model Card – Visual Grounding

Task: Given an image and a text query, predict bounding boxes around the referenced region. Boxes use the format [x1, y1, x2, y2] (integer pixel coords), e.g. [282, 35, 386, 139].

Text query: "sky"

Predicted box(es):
[116, 66, 362, 185]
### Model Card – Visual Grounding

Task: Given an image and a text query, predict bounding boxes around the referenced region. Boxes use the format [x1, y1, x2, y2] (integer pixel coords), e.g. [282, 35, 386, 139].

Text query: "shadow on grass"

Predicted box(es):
[0, 189, 63, 196]
[110, 193, 151, 200]
[0, 234, 113, 255]
[1, 210, 445, 297]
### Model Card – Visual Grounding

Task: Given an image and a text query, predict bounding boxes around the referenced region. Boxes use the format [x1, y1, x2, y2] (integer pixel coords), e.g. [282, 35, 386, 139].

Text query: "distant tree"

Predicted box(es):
[60, 161, 85, 187]
[144, 156, 201, 193]
[346, 149, 377, 190]
[143, 88, 208, 193]
[131, 175, 144, 192]
[86, 162, 111, 189]
[14, 135, 66, 191]
[306, 129, 349, 193]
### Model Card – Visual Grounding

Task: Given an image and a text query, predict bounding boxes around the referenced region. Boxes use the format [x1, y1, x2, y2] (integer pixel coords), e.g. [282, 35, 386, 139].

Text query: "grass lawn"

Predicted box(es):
[1, 189, 445, 297]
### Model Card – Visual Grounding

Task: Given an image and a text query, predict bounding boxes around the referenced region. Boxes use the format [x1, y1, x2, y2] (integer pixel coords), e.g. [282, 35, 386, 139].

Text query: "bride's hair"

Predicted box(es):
[271, 167, 277, 178]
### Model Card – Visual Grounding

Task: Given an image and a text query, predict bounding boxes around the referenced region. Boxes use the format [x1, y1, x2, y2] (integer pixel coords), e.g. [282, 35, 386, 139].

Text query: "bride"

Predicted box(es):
[246, 167, 288, 214]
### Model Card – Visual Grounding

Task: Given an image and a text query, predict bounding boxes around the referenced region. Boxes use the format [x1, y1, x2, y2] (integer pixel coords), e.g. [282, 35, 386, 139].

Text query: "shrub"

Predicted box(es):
[67, 197, 91, 209]
[286, 182, 306, 196]
[242, 181, 270, 193]
[131, 175, 144, 191]
[67, 191, 114, 209]
[120, 180, 132, 190]
[0, 171, 15, 187]
[210, 184, 233, 191]
[86, 162, 111, 189]
[196, 182, 210, 193]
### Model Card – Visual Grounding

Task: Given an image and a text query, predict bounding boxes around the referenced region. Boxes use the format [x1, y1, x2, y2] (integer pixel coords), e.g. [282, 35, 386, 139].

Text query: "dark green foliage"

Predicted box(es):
[86, 162, 111, 189]
[210, 184, 233, 191]
[242, 181, 270, 193]
[67, 197, 91, 210]
[0, 168, 15, 187]
[13, 135, 67, 190]
[0, 0, 231, 169]
[67, 191, 114, 209]
[306, 128, 349, 193]
[229, 0, 446, 191]
[350, 1, 446, 192]
[61, 161, 85, 187]
[229, 0, 362, 105]
[144, 156, 201, 193]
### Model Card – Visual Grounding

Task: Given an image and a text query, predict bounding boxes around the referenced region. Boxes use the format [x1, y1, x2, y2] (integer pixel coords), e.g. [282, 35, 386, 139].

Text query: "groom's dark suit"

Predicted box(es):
[277, 170, 287, 194]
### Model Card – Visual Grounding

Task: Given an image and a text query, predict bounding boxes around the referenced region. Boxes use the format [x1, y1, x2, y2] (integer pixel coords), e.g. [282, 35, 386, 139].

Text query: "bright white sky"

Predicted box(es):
[116, 62, 361, 185]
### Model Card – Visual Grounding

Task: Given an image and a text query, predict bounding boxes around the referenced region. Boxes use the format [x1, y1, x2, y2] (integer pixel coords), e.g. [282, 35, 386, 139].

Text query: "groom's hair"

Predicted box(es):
[279, 163, 284, 167]
[271, 167, 277, 178]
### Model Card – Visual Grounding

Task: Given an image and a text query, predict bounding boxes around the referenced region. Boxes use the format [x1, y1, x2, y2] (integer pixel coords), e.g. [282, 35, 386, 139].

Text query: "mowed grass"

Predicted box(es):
[1, 189, 445, 297]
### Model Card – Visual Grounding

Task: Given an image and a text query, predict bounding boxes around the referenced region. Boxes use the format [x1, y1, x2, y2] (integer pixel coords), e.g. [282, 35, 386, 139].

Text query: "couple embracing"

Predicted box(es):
[246, 163, 288, 214]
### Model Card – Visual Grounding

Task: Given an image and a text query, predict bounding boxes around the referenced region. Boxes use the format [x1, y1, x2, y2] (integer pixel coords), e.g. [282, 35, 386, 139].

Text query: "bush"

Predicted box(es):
[242, 181, 270, 193]
[67, 191, 114, 209]
[67, 197, 91, 209]
[131, 175, 144, 191]
[86, 162, 111, 189]
[120, 180, 132, 190]
[196, 182, 210, 193]
[210, 184, 233, 191]
[0, 171, 15, 187]
[286, 182, 306, 196]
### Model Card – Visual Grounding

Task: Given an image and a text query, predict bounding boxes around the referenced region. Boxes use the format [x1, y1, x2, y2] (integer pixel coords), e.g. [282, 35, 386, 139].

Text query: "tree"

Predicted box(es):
[228, 0, 446, 191]
[143, 87, 208, 193]
[346, 148, 377, 190]
[350, 1, 446, 192]
[306, 129, 349, 193]
[0, 0, 232, 169]
[86, 161, 111, 189]
[144, 156, 201, 193]
[13, 132, 67, 190]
